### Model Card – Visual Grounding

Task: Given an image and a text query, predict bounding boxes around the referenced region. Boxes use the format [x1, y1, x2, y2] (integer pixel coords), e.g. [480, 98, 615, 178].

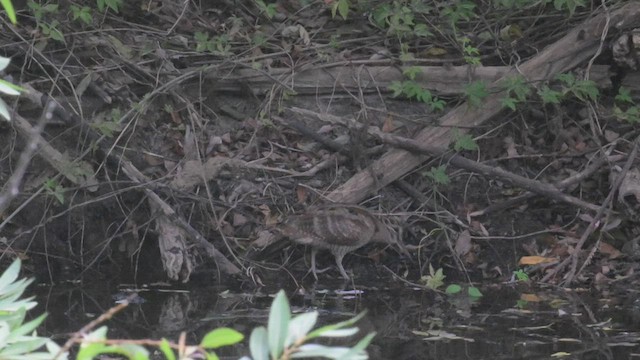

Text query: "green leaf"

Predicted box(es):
[0, 97, 11, 122]
[0, 259, 21, 292]
[445, 284, 462, 294]
[307, 311, 367, 339]
[468, 287, 483, 298]
[453, 133, 478, 152]
[314, 327, 359, 337]
[293, 344, 351, 358]
[48, 27, 64, 42]
[267, 290, 290, 359]
[1, 338, 48, 356]
[1, 0, 17, 24]
[538, 86, 561, 104]
[402, 66, 422, 80]
[0, 323, 9, 345]
[200, 327, 244, 349]
[0, 56, 10, 72]
[340, 332, 376, 359]
[465, 81, 489, 108]
[41, 3, 57, 12]
[286, 311, 317, 346]
[249, 327, 269, 360]
[0, 79, 26, 96]
[501, 97, 517, 111]
[615, 87, 633, 104]
[10, 313, 46, 337]
[423, 166, 449, 186]
[389, 81, 403, 97]
[337, 0, 349, 20]
[159, 339, 176, 360]
[430, 98, 445, 111]
[413, 23, 432, 37]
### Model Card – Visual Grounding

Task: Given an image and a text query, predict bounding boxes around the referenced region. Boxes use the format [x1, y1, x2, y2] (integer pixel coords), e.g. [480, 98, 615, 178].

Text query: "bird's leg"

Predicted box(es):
[309, 248, 334, 280]
[310, 248, 319, 280]
[334, 253, 350, 280]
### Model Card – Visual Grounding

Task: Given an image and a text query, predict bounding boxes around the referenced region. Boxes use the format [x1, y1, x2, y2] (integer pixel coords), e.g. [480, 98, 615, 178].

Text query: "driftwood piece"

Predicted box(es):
[120, 160, 242, 277]
[210, 64, 611, 97]
[324, 3, 640, 204]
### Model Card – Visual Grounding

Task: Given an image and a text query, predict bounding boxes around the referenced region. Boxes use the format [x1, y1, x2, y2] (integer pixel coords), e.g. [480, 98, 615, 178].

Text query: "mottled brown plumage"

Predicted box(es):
[278, 204, 405, 279]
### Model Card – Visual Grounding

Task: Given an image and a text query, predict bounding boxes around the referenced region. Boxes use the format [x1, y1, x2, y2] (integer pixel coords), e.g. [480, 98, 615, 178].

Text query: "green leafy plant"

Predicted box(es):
[613, 87, 640, 123]
[331, 0, 350, 20]
[459, 37, 481, 65]
[537, 85, 562, 105]
[27, 0, 64, 41]
[441, 0, 476, 25]
[70, 5, 92, 25]
[255, 0, 277, 19]
[0, 259, 68, 360]
[549, 0, 585, 16]
[423, 165, 450, 186]
[444, 284, 483, 299]
[555, 73, 598, 102]
[77, 326, 244, 359]
[464, 81, 489, 108]
[513, 269, 529, 281]
[421, 264, 446, 290]
[96, 0, 122, 13]
[1, 0, 17, 23]
[194, 32, 232, 56]
[0, 261, 373, 360]
[43, 178, 64, 204]
[500, 75, 532, 111]
[421, 265, 483, 299]
[390, 68, 445, 111]
[0, 57, 23, 122]
[452, 130, 478, 152]
[251, 290, 374, 360]
[370, 1, 433, 38]
[91, 108, 123, 137]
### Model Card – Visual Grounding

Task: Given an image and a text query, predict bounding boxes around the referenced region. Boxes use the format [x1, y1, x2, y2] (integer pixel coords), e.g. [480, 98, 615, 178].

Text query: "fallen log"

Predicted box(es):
[323, 2, 640, 204]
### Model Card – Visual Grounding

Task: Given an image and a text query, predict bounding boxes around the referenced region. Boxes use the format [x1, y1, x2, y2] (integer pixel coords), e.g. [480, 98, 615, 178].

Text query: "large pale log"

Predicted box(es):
[326, 3, 640, 204]
[209, 64, 610, 97]
[213, 65, 508, 96]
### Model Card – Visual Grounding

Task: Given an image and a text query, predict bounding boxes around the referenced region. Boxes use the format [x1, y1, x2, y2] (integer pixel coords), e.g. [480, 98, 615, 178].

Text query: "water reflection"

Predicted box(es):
[31, 279, 640, 359]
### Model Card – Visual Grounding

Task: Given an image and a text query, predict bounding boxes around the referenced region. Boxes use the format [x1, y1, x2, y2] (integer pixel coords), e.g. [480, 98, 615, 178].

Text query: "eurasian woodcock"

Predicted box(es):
[278, 204, 408, 279]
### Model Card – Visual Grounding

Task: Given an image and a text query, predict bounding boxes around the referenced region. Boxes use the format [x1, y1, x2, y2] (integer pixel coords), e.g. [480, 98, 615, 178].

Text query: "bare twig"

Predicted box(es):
[543, 136, 640, 285]
[0, 101, 56, 217]
[371, 128, 603, 214]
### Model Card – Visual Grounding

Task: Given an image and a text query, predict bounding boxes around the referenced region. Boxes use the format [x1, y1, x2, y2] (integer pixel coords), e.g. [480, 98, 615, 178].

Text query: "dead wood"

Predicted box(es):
[321, 3, 640, 204]
[11, 87, 242, 278]
[210, 64, 610, 97]
[120, 161, 242, 277]
[370, 128, 602, 213]
[542, 136, 639, 285]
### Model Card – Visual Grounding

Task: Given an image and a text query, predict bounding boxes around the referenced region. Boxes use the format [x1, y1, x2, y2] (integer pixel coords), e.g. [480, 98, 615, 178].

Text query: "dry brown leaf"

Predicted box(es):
[143, 153, 164, 166]
[504, 136, 519, 158]
[518, 256, 559, 265]
[520, 293, 542, 302]
[455, 230, 472, 256]
[296, 185, 308, 203]
[421, 47, 448, 57]
[382, 116, 395, 133]
[233, 213, 248, 227]
[599, 242, 623, 259]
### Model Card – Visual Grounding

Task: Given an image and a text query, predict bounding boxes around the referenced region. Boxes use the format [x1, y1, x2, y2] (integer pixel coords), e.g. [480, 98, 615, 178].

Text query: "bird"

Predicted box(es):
[277, 204, 408, 280]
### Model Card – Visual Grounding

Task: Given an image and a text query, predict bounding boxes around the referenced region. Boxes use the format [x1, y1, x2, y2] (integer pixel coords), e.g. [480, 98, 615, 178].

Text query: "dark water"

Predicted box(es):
[31, 276, 640, 360]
